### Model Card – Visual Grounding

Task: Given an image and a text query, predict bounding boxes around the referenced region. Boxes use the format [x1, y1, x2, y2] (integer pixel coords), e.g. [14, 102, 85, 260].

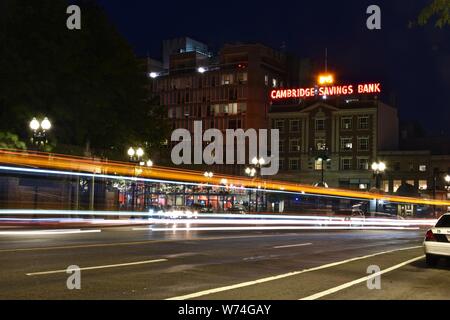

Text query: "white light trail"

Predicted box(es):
[0, 229, 101, 236]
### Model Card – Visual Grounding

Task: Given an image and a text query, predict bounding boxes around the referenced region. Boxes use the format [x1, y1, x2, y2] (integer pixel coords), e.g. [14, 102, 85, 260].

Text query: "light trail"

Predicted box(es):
[1, 150, 449, 206]
[0, 229, 101, 236]
[0, 210, 437, 227]
[146, 226, 420, 232]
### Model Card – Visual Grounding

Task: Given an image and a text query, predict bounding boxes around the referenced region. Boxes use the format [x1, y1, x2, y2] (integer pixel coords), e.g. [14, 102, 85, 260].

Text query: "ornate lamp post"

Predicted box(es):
[371, 161, 386, 213]
[29, 117, 52, 149]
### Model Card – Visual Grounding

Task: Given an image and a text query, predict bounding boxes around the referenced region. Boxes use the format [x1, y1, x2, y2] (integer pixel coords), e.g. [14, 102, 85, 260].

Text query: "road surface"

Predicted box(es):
[0, 226, 448, 299]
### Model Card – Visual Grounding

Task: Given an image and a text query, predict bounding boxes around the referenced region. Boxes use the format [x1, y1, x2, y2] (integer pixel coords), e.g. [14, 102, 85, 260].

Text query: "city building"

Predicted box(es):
[268, 97, 399, 189]
[147, 37, 303, 173]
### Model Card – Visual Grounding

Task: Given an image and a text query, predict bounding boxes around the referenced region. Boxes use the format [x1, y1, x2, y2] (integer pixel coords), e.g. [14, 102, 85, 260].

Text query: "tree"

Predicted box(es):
[418, 0, 449, 27]
[0, 132, 27, 150]
[0, 0, 168, 159]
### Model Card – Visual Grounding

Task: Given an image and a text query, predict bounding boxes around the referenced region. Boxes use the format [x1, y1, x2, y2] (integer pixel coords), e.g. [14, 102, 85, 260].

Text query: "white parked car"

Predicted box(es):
[423, 213, 450, 266]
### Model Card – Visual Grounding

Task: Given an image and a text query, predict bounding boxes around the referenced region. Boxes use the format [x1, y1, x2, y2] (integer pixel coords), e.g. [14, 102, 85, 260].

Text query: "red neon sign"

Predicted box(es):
[270, 83, 381, 100]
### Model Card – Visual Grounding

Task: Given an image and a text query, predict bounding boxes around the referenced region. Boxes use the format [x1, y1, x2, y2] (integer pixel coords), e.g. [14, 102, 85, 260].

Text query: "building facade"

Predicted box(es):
[269, 97, 399, 189]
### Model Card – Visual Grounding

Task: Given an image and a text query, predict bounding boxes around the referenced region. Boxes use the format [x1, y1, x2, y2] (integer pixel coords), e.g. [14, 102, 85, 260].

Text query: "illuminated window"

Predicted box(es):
[341, 158, 352, 170]
[341, 117, 353, 130]
[315, 159, 323, 171]
[358, 158, 369, 170]
[290, 120, 300, 132]
[221, 74, 234, 85]
[393, 180, 401, 192]
[358, 116, 369, 129]
[358, 137, 369, 151]
[341, 137, 353, 151]
[383, 181, 389, 192]
[237, 72, 247, 84]
[272, 78, 278, 88]
[315, 139, 326, 151]
[419, 165, 427, 172]
[315, 119, 325, 131]
[406, 180, 414, 186]
[264, 75, 269, 86]
[419, 180, 428, 190]
[359, 183, 368, 190]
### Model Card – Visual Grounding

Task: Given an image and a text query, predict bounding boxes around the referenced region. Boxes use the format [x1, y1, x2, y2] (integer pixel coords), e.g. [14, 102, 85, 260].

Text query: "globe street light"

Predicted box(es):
[203, 172, 214, 208]
[29, 117, 52, 148]
[371, 161, 386, 214]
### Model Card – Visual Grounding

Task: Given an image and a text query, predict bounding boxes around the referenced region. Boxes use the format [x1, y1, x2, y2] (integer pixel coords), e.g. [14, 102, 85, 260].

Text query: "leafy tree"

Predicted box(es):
[418, 0, 449, 27]
[0, 0, 169, 159]
[0, 132, 27, 150]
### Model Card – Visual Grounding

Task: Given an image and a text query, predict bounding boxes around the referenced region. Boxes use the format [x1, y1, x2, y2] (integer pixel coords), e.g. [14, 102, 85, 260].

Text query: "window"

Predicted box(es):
[358, 137, 369, 151]
[279, 159, 285, 170]
[419, 165, 427, 172]
[274, 120, 284, 132]
[289, 159, 299, 170]
[279, 140, 284, 153]
[383, 181, 389, 192]
[341, 137, 353, 151]
[358, 158, 369, 170]
[358, 116, 369, 129]
[314, 159, 323, 171]
[315, 119, 325, 131]
[393, 180, 401, 192]
[341, 158, 352, 170]
[419, 180, 427, 190]
[228, 119, 241, 130]
[341, 117, 352, 130]
[221, 74, 234, 85]
[237, 72, 247, 84]
[290, 120, 300, 132]
[359, 183, 368, 190]
[237, 102, 247, 113]
[272, 78, 278, 88]
[289, 139, 300, 152]
[315, 139, 326, 151]
[264, 75, 269, 86]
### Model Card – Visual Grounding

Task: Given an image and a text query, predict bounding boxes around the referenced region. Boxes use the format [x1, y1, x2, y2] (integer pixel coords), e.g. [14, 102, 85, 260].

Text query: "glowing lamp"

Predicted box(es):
[318, 73, 334, 85]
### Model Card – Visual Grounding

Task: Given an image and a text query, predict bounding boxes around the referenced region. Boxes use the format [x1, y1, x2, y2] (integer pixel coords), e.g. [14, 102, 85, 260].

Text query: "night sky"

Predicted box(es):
[98, 0, 449, 135]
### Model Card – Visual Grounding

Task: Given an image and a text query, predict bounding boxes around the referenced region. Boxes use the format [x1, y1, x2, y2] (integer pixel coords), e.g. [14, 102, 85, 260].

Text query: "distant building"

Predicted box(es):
[148, 38, 303, 173]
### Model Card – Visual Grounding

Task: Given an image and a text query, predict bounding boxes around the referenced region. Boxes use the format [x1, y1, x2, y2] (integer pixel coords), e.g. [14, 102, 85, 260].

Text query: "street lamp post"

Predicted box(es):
[29, 117, 52, 150]
[204, 171, 214, 208]
[127, 147, 153, 212]
[246, 157, 266, 213]
[432, 170, 450, 217]
[29, 117, 52, 210]
[371, 161, 386, 214]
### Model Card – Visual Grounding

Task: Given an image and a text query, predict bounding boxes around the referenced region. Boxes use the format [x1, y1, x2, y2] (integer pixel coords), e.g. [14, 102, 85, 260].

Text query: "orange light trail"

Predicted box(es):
[0, 149, 449, 206]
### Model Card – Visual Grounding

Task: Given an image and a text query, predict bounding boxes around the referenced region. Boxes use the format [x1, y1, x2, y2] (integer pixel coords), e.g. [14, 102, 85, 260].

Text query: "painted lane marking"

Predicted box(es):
[26, 258, 167, 276]
[273, 243, 312, 249]
[0, 233, 304, 253]
[166, 246, 422, 300]
[299, 255, 425, 300]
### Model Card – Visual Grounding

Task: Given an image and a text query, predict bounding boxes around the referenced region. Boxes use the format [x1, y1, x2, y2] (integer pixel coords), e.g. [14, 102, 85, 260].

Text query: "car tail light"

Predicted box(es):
[425, 230, 436, 242]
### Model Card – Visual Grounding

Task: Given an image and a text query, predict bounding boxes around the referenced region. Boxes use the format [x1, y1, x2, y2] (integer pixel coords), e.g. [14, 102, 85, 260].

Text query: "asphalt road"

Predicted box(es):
[0, 226, 448, 300]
